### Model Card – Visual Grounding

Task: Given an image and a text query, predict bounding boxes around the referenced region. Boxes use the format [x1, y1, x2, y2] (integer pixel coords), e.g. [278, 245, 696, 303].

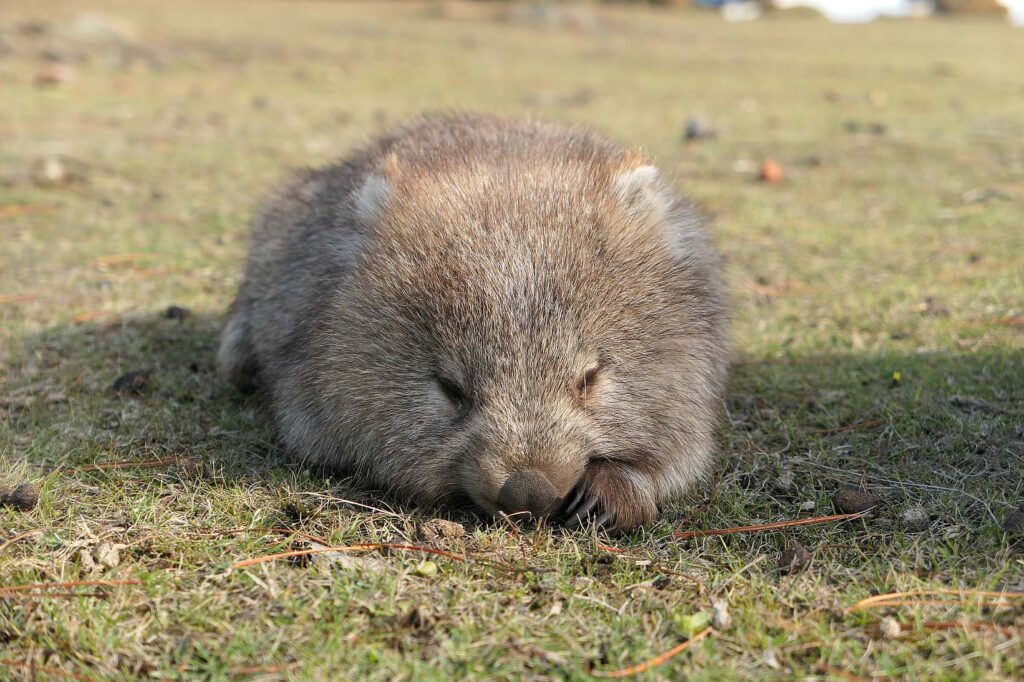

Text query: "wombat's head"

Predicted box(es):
[310, 137, 727, 531]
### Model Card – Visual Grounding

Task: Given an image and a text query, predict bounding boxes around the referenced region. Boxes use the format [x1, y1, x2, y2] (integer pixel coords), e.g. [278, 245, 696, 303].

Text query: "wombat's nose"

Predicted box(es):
[496, 469, 560, 520]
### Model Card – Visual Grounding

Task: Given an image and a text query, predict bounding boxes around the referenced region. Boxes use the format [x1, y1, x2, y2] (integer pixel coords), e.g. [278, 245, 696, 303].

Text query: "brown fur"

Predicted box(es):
[218, 113, 729, 530]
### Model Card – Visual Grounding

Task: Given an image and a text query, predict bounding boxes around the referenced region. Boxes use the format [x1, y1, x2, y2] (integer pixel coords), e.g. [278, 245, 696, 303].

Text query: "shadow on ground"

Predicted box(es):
[3, 311, 1022, 538]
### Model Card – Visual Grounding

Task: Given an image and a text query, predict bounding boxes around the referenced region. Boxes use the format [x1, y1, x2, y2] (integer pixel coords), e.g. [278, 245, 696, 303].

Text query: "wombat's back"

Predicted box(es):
[219, 114, 641, 388]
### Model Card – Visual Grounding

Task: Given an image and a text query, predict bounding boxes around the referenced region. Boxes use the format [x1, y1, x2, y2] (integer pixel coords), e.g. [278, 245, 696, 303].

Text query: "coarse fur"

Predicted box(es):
[218, 113, 729, 531]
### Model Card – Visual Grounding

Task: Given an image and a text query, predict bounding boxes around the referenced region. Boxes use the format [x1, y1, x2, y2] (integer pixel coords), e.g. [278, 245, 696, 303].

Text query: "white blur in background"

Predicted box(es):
[771, 0, 1024, 25]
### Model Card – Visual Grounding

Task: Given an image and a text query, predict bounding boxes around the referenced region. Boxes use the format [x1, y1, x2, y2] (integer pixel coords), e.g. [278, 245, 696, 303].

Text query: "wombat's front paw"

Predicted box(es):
[562, 461, 658, 532]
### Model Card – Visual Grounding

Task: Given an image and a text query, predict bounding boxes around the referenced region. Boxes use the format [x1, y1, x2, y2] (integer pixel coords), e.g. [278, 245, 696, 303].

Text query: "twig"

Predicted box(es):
[0, 293, 39, 305]
[71, 310, 116, 324]
[0, 204, 52, 218]
[590, 626, 714, 678]
[847, 588, 1024, 612]
[675, 511, 869, 540]
[0, 659, 96, 681]
[90, 252, 156, 268]
[596, 543, 625, 554]
[0, 529, 42, 554]
[0, 579, 141, 595]
[854, 599, 1016, 610]
[72, 456, 188, 472]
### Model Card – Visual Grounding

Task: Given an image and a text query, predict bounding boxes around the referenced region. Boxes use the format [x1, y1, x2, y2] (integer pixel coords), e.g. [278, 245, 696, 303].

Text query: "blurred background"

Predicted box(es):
[2, 0, 1021, 358]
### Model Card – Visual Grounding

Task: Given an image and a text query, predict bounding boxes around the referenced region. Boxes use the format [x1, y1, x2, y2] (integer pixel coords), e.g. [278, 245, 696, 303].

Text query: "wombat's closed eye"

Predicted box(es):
[218, 112, 729, 532]
[434, 375, 470, 415]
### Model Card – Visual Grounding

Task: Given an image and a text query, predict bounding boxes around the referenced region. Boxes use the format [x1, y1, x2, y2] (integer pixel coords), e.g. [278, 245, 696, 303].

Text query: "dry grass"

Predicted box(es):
[2, 1, 1023, 679]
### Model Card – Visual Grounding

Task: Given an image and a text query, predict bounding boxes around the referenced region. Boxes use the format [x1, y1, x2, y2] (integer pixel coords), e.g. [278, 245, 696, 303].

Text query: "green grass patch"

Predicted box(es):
[2, 1, 1022, 679]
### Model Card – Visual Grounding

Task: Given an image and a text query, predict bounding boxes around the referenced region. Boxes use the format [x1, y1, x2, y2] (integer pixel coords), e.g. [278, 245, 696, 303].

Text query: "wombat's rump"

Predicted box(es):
[218, 113, 728, 531]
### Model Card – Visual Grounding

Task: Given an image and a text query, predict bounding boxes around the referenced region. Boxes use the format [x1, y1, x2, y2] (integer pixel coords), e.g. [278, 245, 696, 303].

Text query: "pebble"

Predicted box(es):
[112, 369, 151, 395]
[833, 490, 884, 514]
[1003, 504, 1024, 536]
[163, 305, 190, 320]
[759, 158, 784, 184]
[779, 541, 811, 575]
[899, 505, 930, 532]
[1, 482, 40, 511]
[418, 518, 465, 544]
[711, 599, 732, 630]
[683, 116, 717, 141]
[879, 616, 901, 639]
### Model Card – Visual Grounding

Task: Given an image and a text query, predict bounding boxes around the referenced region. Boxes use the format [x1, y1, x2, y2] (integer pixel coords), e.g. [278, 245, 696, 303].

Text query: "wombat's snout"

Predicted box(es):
[496, 469, 561, 521]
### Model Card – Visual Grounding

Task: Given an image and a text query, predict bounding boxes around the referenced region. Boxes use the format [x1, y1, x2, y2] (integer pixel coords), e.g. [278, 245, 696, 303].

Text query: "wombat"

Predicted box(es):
[218, 113, 728, 531]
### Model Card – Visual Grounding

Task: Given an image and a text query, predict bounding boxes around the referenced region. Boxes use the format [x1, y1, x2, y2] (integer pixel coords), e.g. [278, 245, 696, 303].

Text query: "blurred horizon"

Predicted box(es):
[774, 0, 1024, 24]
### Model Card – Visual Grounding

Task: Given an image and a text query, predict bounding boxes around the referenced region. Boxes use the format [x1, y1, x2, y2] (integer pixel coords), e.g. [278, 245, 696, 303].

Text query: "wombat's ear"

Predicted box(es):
[354, 153, 401, 226]
[612, 162, 672, 224]
[354, 174, 391, 226]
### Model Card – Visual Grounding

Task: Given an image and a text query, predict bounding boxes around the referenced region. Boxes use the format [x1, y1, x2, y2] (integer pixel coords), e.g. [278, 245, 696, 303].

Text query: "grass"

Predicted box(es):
[1, 1, 1023, 679]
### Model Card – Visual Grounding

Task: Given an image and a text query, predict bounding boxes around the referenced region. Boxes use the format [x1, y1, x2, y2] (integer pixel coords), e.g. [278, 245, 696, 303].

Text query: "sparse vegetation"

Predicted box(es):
[2, 1, 1022, 679]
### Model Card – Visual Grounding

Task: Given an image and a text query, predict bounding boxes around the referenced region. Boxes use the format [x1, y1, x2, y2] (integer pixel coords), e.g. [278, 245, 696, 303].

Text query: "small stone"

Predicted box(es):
[112, 369, 151, 395]
[0, 482, 40, 511]
[93, 542, 120, 569]
[833, 489, 884, 514]
[33, 156, 67, 185]
[711, 599, 732, 630]
[774, 470, 795, 493]
[899, 505, 930, 532]
[879, 616, 901, 639]
[759, 158, 784, 184]
[418, 518, 465, 544]
[1003, 504, 1024, 536]
[778, 541, 811, 575]
[163, 305, 190, 320]
[79, 548, 97, 573]
[683, 116, 717, 142]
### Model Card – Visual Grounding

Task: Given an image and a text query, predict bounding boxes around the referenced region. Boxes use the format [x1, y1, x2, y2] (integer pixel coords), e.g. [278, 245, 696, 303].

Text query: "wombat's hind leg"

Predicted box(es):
[217, 308, 259, 391]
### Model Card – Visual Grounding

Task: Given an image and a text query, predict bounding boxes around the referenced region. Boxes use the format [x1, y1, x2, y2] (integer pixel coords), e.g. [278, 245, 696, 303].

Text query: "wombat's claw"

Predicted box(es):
[563, 494, 600, 529]
[562, 485, 587, 517]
